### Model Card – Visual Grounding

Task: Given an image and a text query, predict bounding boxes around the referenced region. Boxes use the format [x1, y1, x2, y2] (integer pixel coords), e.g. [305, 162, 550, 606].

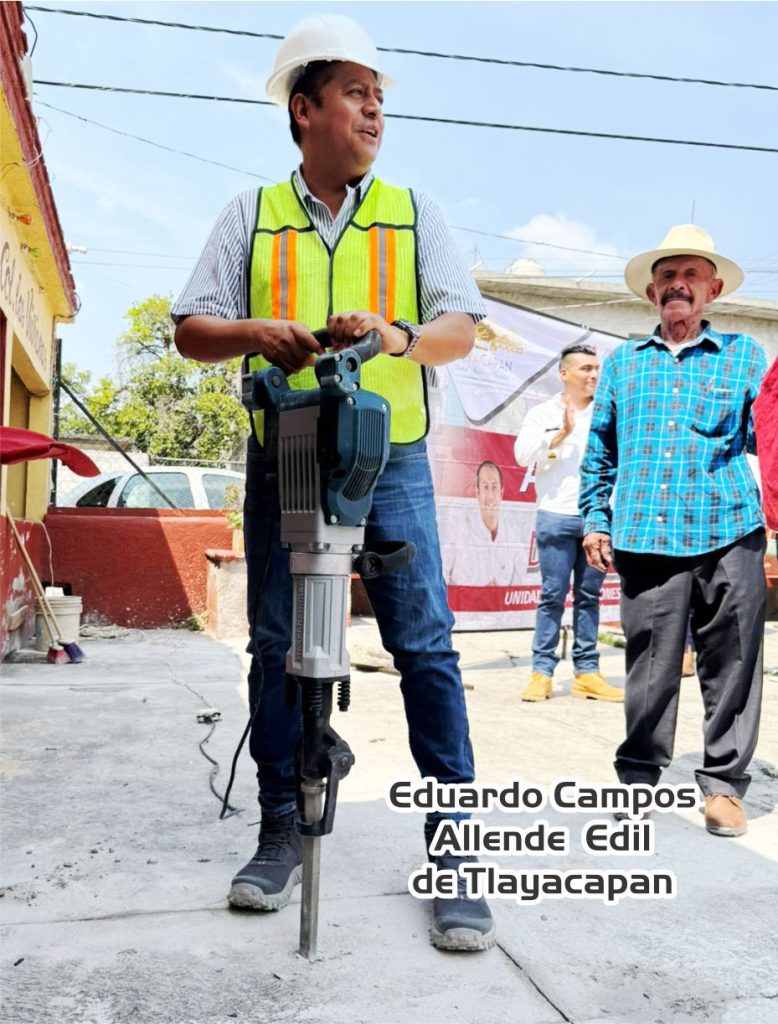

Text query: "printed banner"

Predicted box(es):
[429, 297, 624, 630]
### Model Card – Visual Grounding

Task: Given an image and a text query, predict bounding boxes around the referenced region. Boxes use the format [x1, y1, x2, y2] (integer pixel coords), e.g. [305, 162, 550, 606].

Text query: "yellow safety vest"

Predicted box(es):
[247, 176, 426, 444]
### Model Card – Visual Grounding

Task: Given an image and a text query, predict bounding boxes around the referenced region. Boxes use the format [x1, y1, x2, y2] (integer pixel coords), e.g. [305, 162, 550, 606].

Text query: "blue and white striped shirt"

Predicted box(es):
[579, 322, 767, 556]
[171, 168, 485, 325]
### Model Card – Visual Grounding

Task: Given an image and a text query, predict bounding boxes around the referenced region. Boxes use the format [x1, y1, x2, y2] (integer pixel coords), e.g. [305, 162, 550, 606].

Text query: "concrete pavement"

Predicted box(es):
[1, 621, 776, 1024]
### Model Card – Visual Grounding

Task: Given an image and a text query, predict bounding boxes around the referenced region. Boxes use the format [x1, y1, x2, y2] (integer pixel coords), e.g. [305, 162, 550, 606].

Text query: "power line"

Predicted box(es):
[34, 82, 778, 155]
[38, 98, 710, 266]
[71, 260, 193, 270]
[72, 264, 151, 293]
[37, 81, 273, 107]
[77, 247, 198, 258]
[452, 225, 628, 260]
[35, 100, 274, 181]
[66, 231, 198, 246]
[25, 6, 778, 93]
[389, 111, 778, 155]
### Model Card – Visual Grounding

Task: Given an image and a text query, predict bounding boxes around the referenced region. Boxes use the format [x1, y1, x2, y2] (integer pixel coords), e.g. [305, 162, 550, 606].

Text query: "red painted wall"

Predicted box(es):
[43, 507, 232, 629]
[1, 516, 47, 658]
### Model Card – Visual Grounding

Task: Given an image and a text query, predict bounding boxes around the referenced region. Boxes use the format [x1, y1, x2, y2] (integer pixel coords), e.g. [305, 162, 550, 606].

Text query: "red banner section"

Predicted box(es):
[448, 584, 622, 613]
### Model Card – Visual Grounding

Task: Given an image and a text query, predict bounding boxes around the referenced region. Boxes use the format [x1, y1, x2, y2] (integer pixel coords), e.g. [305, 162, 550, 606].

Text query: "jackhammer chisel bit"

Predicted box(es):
[295, 681, 355, 959]
[299, 779, 324, 961]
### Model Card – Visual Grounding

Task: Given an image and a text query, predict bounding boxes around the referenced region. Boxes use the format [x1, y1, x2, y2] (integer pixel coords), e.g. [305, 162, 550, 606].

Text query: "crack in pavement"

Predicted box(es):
[495, 940, 573, 1023]
[0, 889, 413, 927]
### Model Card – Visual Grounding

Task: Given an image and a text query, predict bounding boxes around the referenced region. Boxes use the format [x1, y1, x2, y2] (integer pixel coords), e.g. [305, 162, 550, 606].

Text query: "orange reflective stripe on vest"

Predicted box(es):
[368, 226, 398, 323]
[270, 230, 299, 321]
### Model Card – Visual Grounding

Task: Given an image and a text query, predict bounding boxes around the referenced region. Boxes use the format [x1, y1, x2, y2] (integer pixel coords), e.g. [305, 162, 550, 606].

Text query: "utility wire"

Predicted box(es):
[35, 100, 274, 181]
[32, 102, 650, 264]
[65, 241, 778, 273]
[37, 81, 274, 106]
[34, 82, 778, 155]
[71, 260, 193, 270]
[452, 224, 628, 260]
[25, 6, 778, 93]
[78, 247, 198, 258]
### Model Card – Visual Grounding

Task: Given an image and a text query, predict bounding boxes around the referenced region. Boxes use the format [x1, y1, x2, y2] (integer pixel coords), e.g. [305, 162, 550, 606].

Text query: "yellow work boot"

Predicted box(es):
[572, 672, 624, 703]
[521, 673, 553, 702]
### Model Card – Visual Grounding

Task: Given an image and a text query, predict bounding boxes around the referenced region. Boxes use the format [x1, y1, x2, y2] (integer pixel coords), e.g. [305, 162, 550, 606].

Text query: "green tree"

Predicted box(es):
[59, 294, 247, 461]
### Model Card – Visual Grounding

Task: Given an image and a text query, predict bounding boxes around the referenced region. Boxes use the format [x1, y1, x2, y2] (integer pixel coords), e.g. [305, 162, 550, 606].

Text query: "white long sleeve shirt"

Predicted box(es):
[514, 394, 593, 516]
[442, 506, 524, 586]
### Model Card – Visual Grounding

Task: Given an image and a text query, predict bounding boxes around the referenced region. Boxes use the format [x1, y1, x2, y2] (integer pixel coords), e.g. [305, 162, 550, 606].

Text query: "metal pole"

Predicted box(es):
[50, 337, 62, 505]
[58, 378, 178, 509]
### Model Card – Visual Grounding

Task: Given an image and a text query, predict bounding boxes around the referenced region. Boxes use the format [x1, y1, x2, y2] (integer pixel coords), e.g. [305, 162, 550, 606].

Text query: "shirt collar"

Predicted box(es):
[635, 320, 723, 352]
[554, 392, 593, 411]
[293, 166, 374, 208]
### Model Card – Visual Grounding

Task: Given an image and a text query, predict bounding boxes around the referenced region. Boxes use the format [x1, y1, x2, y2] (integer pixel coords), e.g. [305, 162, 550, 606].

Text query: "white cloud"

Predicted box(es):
[56, 164, 211, 240]
[506, 214, 627, 278]
[216, 61, 267, 98]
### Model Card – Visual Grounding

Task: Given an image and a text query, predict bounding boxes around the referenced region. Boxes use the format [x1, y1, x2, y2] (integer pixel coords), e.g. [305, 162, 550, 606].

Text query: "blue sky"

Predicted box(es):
[26, 1, 778, 378]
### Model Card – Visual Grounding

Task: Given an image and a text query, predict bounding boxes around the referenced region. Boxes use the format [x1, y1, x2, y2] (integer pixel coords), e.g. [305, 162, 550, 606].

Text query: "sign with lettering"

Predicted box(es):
[429, 297, 623, 630]
[0, 207, 52, 379]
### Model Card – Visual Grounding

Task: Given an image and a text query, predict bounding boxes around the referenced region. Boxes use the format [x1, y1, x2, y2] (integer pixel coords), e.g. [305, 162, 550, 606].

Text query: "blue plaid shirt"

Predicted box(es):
[579, 322, 767, 556]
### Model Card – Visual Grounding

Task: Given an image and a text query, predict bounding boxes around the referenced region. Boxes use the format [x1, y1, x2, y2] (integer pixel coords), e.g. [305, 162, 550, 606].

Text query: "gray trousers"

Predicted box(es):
[613, 529, 766, 798]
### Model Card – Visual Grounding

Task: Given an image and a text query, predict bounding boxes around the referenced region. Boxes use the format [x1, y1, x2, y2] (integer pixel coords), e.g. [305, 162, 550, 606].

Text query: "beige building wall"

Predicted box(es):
[474, 273, 778, 363]
[0, 200, 62, 520]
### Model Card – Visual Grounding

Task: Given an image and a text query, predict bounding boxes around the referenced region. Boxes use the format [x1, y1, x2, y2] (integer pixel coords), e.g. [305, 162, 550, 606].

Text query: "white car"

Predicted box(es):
[60, 466, 245, 511]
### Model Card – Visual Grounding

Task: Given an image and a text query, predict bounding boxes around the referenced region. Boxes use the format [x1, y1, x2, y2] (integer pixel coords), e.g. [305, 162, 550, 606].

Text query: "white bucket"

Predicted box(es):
[35, 595, 83, 652]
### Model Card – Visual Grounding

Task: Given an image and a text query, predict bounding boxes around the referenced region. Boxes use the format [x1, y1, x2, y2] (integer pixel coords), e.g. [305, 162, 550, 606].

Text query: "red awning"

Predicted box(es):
[0, 427, 100, 477]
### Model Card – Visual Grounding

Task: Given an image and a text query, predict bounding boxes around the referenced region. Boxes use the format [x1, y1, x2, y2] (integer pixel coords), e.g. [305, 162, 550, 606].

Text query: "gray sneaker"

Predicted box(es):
[425, 822, 496, 952]
[228, 812, 303, 911]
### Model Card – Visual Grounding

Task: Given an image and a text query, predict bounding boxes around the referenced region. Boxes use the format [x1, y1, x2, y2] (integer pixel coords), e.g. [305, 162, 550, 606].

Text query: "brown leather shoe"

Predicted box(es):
[704, 794, 747, 837]
[681, 650, 695, 677]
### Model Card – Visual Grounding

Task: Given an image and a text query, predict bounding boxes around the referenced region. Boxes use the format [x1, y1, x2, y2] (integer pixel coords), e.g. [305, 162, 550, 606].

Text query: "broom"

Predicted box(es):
[7, 512, 85, 664]
[36, 586, 70, 665]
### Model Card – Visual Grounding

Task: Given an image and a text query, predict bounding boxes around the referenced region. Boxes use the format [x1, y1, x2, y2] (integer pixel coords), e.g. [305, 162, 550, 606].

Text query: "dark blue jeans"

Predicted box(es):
[244, 438, 474, 820]
[532, 509, 604, 676]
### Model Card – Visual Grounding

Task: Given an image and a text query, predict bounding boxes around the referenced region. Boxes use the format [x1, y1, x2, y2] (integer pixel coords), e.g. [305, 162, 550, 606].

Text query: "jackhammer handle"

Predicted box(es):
[312, 328, 383, 365]
[353, 540, 417, 580]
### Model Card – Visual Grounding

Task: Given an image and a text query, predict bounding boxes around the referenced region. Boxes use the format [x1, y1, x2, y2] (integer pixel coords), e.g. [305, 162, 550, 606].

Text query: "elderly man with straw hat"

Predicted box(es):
[579, 224, 768, 837]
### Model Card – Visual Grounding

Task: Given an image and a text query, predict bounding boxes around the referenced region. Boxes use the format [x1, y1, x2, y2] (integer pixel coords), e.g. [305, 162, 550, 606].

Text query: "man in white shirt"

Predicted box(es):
[514, 343, 623, 703]
[444, 461, 523, 586]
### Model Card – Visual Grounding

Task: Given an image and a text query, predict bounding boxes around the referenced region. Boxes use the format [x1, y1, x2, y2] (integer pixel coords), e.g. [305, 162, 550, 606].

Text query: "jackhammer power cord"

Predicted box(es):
[219, 517, 274, 823]
[170, 667, 244, 818]
[219, 702, 260, 822]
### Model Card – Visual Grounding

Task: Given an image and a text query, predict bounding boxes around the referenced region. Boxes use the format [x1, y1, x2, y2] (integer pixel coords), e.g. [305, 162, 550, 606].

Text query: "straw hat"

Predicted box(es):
[624, 224, 743, 299]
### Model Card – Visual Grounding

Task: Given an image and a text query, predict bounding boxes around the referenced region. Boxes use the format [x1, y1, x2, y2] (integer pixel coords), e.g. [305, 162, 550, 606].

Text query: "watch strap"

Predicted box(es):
[390, 320, 421, 358]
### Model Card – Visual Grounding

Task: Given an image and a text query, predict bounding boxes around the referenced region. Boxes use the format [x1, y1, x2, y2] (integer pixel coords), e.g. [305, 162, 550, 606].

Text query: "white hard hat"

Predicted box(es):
[266, 13, 395, 106]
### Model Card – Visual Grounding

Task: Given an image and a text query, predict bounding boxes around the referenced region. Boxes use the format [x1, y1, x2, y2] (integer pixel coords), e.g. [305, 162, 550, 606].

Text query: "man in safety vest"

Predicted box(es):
[173, 14, 494, 951]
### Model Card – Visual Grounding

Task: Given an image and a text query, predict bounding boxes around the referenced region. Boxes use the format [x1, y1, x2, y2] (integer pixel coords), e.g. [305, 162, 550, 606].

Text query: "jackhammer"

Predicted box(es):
[242, 329, 416, 960]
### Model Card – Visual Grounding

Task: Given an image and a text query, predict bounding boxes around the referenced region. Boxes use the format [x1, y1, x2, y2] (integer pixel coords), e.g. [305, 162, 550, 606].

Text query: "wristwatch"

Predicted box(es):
[390, 320, 422, 358]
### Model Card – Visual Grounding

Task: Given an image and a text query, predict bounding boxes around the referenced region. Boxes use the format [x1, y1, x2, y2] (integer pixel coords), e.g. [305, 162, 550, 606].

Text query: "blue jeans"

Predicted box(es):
[532, 509, 604, 676]
[244, 437, 474, 820]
